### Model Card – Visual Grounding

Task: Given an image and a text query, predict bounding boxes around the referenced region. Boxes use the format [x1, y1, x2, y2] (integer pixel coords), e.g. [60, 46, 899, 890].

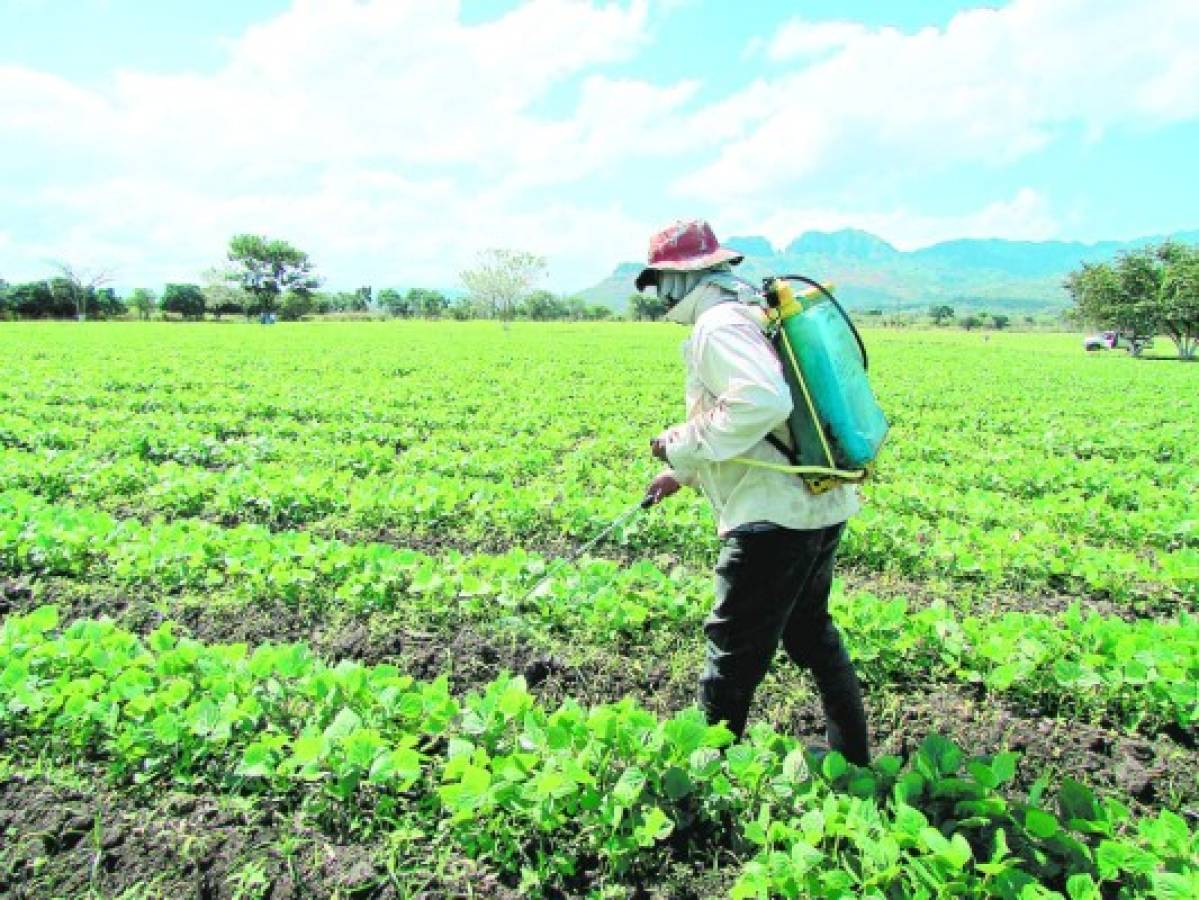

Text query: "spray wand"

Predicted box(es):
[518, 493, 655, 606]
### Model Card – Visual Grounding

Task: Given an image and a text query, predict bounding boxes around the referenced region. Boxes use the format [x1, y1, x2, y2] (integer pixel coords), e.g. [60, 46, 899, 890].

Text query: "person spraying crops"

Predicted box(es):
[637, 219, 874, 766]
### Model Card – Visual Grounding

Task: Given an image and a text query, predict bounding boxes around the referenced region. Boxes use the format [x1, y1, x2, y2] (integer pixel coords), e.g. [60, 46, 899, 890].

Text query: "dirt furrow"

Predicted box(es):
[6, 575, 1196, 821]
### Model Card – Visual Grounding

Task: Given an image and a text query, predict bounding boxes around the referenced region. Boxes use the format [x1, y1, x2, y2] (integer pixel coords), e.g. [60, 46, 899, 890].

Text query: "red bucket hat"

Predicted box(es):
[634, 219, 744, 292]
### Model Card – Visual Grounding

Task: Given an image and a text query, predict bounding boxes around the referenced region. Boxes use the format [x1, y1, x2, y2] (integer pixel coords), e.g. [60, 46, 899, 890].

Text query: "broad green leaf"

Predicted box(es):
[662, 766, 691, 800]
[1066, 873, 1100, 900]
[821, 751, 848, 781]
[324, 707, 363, 741]
[369, 748, 423, 786]
[634, 806, 673, 847]
[290, 734, 327, 766]
[662, 715, 707, 756]
[1024, 808, 1059, 840]
[613, 767, 646, 805]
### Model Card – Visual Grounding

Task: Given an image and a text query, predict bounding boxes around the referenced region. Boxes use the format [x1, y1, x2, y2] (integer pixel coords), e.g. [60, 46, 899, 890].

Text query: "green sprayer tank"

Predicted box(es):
[763, 276, 888, 488]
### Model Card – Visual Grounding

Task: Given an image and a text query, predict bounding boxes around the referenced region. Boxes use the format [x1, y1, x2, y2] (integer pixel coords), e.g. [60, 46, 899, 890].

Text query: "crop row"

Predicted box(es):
[3, 491, 1196, 734]
[2, 606, 1194, 898]
[0, 444, 1194, 605]
[4, 324, 1197, 606]
[1, 399, 1192, 565]
[1, 373, 1193, 553]
[1, 389, 1191, 510]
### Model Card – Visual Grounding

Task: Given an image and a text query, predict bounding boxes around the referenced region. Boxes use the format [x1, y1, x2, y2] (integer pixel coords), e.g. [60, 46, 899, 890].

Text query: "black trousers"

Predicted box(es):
[698, 522, 871, 766]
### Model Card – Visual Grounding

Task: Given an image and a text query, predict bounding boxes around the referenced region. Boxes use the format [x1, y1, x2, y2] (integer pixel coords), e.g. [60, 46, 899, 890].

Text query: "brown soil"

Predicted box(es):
[837, 567, 1185, 622]
[337, 525, 664, 569]
[3, 577, 324, 649]
[6, 577, 1196, 822]
[0, 756, 730, 899]
[393, 624, 695, 720]
[0, 578, 32, 617]
[0, 771, 410, 899]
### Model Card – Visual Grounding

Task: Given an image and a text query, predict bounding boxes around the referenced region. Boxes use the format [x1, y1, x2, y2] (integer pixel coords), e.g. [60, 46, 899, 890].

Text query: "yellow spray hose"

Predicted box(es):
[731, 457, 867, 480]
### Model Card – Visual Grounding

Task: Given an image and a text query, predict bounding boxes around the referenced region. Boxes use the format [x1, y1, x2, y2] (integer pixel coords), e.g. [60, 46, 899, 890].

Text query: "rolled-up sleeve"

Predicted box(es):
[664, 322, 792, 472]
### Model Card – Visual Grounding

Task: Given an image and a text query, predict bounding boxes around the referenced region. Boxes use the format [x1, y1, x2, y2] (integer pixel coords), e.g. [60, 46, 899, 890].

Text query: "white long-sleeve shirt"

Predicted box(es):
[661, 281, 860, 536]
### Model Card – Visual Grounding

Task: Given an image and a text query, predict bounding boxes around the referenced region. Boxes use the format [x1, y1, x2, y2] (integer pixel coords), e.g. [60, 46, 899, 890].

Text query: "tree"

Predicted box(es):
[129, 288, 157, 321]
[928, 304, 955, 325]
[317, 291, 354, 314]
[201, 267, 249, 319]
[565, 295, 589, 320]
[48, 261, 112, 321]
[960, 314, 982, 331]
[460, 249, 546, 321]
[349, 286, 372, 312]
[447, 296, 473, 320]
[1066, 241, 1199, 359]
[49, 277, 84, 318]
[93, 287, 125, 318]
[378, 288, 410, 317]
[226, 234, 320, 317]
[162, 283, 206, 320]
[628, 292, 667, 321]
[585, 304, 613, 320]
[1158, 243, 1199, 360]
[991, 314, 1010, 330]
[522, 289, 569, 320]
[9, 281, 62, 318]
[280, 290, 314, 321]
[407, 288, 449, 318]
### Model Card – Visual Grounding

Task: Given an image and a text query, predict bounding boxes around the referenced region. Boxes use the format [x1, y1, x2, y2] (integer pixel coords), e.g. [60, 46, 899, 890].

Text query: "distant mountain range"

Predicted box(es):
[576, 228, 1199, 314]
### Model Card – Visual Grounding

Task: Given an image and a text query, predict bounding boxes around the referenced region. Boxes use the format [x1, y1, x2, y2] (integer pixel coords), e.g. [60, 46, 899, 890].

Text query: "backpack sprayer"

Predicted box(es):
[735, 274, 890, 494]
[518, 273, 888, 603]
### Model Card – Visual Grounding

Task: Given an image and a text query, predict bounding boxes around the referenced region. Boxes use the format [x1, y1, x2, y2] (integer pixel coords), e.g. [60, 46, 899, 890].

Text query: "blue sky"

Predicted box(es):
[2, 0, 1197, 291]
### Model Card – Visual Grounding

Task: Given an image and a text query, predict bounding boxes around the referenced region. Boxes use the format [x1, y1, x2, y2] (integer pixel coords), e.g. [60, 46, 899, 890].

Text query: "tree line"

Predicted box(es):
[10, 234, 1192, 347]
[1, 236, 615, 323]
[0, 279, 616, 323]
[926, 306, 1016, 330]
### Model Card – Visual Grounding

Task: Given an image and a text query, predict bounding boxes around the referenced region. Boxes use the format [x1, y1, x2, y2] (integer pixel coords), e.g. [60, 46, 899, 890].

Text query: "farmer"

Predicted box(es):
[636, 219, 870, 766]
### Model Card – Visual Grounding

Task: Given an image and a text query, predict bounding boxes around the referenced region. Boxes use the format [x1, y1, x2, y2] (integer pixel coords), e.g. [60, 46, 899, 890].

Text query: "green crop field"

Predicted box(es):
[1, 321, 1196, 898]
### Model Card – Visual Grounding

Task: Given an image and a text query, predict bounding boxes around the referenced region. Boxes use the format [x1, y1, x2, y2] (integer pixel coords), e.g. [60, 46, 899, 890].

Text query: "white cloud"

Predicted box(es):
[86, 0, 656, 176]
[2, 0, 1197, 292]
[0, 0, 668, 289]
[766, 18, 870, 61]
[0, 65, 111, 134]
[14, 166, 652, 291]
[677, 0, 1199, 202]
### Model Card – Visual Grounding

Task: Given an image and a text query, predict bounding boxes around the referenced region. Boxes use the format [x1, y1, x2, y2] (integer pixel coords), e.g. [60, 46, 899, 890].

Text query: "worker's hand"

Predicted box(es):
[644, 472, 681, 506]
[650, 427, 679, 462]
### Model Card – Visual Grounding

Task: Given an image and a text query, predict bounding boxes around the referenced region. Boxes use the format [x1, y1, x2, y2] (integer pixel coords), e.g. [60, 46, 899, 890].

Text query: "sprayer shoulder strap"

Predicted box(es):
[741, 312, 804, 468]
[763, 432, 799, 466]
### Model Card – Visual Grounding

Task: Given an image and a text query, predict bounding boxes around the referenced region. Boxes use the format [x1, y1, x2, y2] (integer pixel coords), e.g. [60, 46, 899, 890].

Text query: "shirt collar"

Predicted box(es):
[665, 278, 741, 325]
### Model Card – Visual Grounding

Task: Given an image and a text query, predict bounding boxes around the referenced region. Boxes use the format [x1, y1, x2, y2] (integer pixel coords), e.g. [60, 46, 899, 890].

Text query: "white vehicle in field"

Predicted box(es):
[1083, 330, 1151, 355]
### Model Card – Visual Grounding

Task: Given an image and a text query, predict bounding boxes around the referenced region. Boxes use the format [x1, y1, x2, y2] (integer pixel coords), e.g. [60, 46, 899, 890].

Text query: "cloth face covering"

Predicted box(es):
[658, 269, 708, 307]
[658, 263, 739, 307]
